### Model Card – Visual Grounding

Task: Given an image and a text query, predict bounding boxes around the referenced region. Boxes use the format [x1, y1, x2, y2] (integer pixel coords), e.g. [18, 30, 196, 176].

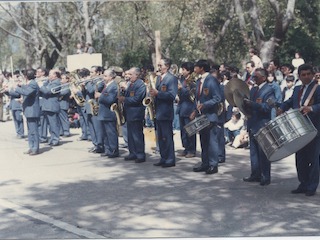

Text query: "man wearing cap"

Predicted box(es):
[190, 59, 222, 174]
[243, 68, 275, 186]
[150, 58, 178, 168]
[278, 64, 320, 196]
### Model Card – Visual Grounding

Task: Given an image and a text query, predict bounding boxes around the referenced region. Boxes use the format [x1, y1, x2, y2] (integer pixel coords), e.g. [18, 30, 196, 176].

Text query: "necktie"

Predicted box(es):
[253, 86, 259, 99]
[129, 82, 133, 89]
[183, 77, 187, 87]
[298, 85, 305, 107]
[102, 84, 107, 93]
[197, 77, 202, 101]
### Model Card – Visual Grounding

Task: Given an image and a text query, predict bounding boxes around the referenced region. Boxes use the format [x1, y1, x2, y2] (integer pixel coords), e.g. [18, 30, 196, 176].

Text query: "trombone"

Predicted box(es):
[50, 75, 101, 94]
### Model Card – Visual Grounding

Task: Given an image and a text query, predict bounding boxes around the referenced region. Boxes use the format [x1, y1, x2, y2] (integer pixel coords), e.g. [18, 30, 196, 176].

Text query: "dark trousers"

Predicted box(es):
[156, 120, 175, 164]
[217, 123, 225, 161]
[12, 109, 24, 137]
[199, 124, 219, 167]
[100, 120, 118, 156]
[127, 120, 145, 159]
[296, 135, 320, 192]
[44, 111, 60, 145]
[179, 116, 196, 154]
[249, 132, 271, 181]
[38, 109, 48, 141]
[27, 118, 39, 152]
[59, 109, 70, 136]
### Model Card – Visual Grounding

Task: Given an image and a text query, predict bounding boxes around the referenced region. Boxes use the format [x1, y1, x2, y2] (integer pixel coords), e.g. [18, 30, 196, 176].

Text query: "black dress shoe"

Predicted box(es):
[243, 177, 261, 182]
[108, 155, 119, 158]
[218, 159, 225, 163]
[40, 140, 48, 143]
[45, 143, 53, 147]
[124, 156, 137, 161]
[260, 180, 270, 186]
[291, 188, 306, 194]
[100, 153, 108, 157]
[162, 163, 175, 168]
[52, 143, 59, 146]
[135, 158, 146, 163]
[305, 191, 316, 196]
[153, 162, 165, 166]
[206, 166, 218, 174]
[77, 138, 87, 141]
[24, 149, 32, 154]
[193, 165, 209, 172]
[94, 149, 104, 154]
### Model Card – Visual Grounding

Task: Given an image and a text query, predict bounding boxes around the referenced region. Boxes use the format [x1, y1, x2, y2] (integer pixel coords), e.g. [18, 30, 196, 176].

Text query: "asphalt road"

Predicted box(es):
[0, 117, 320, 239]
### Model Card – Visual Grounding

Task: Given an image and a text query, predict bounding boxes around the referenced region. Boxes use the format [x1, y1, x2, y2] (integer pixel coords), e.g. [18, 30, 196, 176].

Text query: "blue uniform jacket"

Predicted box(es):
[15, 79, 40, 118]
[124, 79, 146, 121]
[281, 81, 320, 133]
[84, 79, 105, 114]
[8, 88, 22, 110]
[40, 78, 61, 113]
[97, 81, 117, 121]
[176, 76, 196, 118]
[195, 74, 222, 123]
[37, 77, 49, 108]
[59, 85, 71, 110]
[247, 83, 275, 134]
[268, 81, 282, 106]
[154, 72, 178, 121]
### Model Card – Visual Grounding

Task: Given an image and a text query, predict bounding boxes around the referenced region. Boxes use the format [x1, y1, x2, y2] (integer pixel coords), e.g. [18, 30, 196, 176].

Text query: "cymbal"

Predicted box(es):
[233, 89, 252, 117]
[224, 78, 250, 107]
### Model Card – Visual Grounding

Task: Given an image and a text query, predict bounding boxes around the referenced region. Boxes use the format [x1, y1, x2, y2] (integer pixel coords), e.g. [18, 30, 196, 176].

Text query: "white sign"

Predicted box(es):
[67, 53, 102, 72]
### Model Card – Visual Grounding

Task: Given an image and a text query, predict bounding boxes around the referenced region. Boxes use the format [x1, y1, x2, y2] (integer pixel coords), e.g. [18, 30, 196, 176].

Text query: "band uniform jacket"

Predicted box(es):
[97, 81, 117, 122]
[281, 81, 320, 133]
[59, 85, 71, 111]
[124, 79, 146, 122]
[8, 88, 22, 111]
[247, 83, 275, 134]
[176, 76, 196, 118]
[40, 78, 61, 113]
[15, 79, 40, 118]
[154, 72, 178, 121]
[195, 74, 222, 123]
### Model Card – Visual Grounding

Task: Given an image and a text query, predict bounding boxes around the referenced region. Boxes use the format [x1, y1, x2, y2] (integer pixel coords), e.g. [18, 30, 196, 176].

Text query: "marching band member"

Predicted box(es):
[176, 62, 196, 158]
[5, 76, 25, 138]
[150, 58, 178, 168]
[59, 73, 71, 137]
[95, 69, 119, 158]
[118, 67, 146, 163]
[38, 69, 61, 146]
[278, 64, 320, 196]
[190, 60, 222, 174]
[14, 69, 40, 155]
[243, 68, 275, 186]
[36, 67, 49, 143]
[85, 66, 105, 153]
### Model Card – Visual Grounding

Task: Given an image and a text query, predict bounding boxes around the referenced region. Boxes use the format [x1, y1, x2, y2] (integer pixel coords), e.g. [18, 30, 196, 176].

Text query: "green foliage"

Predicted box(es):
[120, 46, 151, 69]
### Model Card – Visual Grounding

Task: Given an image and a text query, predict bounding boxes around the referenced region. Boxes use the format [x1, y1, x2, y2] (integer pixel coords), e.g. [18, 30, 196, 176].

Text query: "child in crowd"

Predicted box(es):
[267, 71, 281, 119]
[224, 111, 244, 144]
[282, 74, 295, 102]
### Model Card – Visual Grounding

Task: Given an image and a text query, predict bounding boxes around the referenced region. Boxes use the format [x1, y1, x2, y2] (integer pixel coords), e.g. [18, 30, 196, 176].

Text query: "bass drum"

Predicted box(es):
[254, 108, 318, 162]
[184, 115, 212, 137]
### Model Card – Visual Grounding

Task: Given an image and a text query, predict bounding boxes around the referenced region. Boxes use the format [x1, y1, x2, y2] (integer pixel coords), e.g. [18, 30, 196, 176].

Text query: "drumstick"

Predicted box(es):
[266, 98, 278, 111]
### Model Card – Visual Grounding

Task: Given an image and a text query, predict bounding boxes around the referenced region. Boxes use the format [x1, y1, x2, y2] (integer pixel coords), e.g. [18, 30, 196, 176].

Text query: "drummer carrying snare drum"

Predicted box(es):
[277, 64, 320, 197]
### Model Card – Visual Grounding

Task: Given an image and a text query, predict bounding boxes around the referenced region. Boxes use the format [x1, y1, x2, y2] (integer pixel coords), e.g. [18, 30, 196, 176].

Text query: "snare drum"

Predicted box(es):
[184, 115, 212, 137]
[254, 109, 318, 162]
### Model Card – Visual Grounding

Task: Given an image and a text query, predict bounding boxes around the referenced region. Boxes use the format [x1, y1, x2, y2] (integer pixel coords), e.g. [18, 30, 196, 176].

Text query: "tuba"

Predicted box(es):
[110, 80, 126, 136]
[142, 72, 156, 121]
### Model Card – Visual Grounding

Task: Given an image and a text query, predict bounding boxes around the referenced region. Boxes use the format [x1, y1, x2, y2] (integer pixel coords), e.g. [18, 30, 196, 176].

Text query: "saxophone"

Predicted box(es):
[88, 79, 104, 116]
[142, 72, 156, 121]
[110, 80, 126, 136]
[69, 72, 86, 107]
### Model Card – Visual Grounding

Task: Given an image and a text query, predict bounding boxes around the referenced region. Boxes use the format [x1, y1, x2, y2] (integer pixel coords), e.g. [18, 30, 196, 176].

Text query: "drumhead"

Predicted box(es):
[269, 130, 317, 162]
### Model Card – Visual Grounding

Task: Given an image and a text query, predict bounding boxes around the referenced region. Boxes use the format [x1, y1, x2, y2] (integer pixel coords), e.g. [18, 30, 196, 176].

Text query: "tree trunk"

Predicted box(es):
[83, 1, 92, 44]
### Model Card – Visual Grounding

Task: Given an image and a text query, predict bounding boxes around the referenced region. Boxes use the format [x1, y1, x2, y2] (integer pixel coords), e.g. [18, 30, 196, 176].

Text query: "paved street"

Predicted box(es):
[1, 117, 320, 238]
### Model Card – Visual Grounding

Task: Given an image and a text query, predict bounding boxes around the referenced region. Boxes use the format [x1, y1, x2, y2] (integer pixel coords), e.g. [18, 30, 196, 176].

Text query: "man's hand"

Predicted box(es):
[95, 92, 101, 99]
[118, 96, 125, 103]
[18, 81, 23, 87]
[197, 103, 204, 111]
[178, 82, 182, 90]
[149, 89, 158, 97]
[189, 110, 196, 120]
[300, 106, 312, 116]
[276, 108, 283, 116]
